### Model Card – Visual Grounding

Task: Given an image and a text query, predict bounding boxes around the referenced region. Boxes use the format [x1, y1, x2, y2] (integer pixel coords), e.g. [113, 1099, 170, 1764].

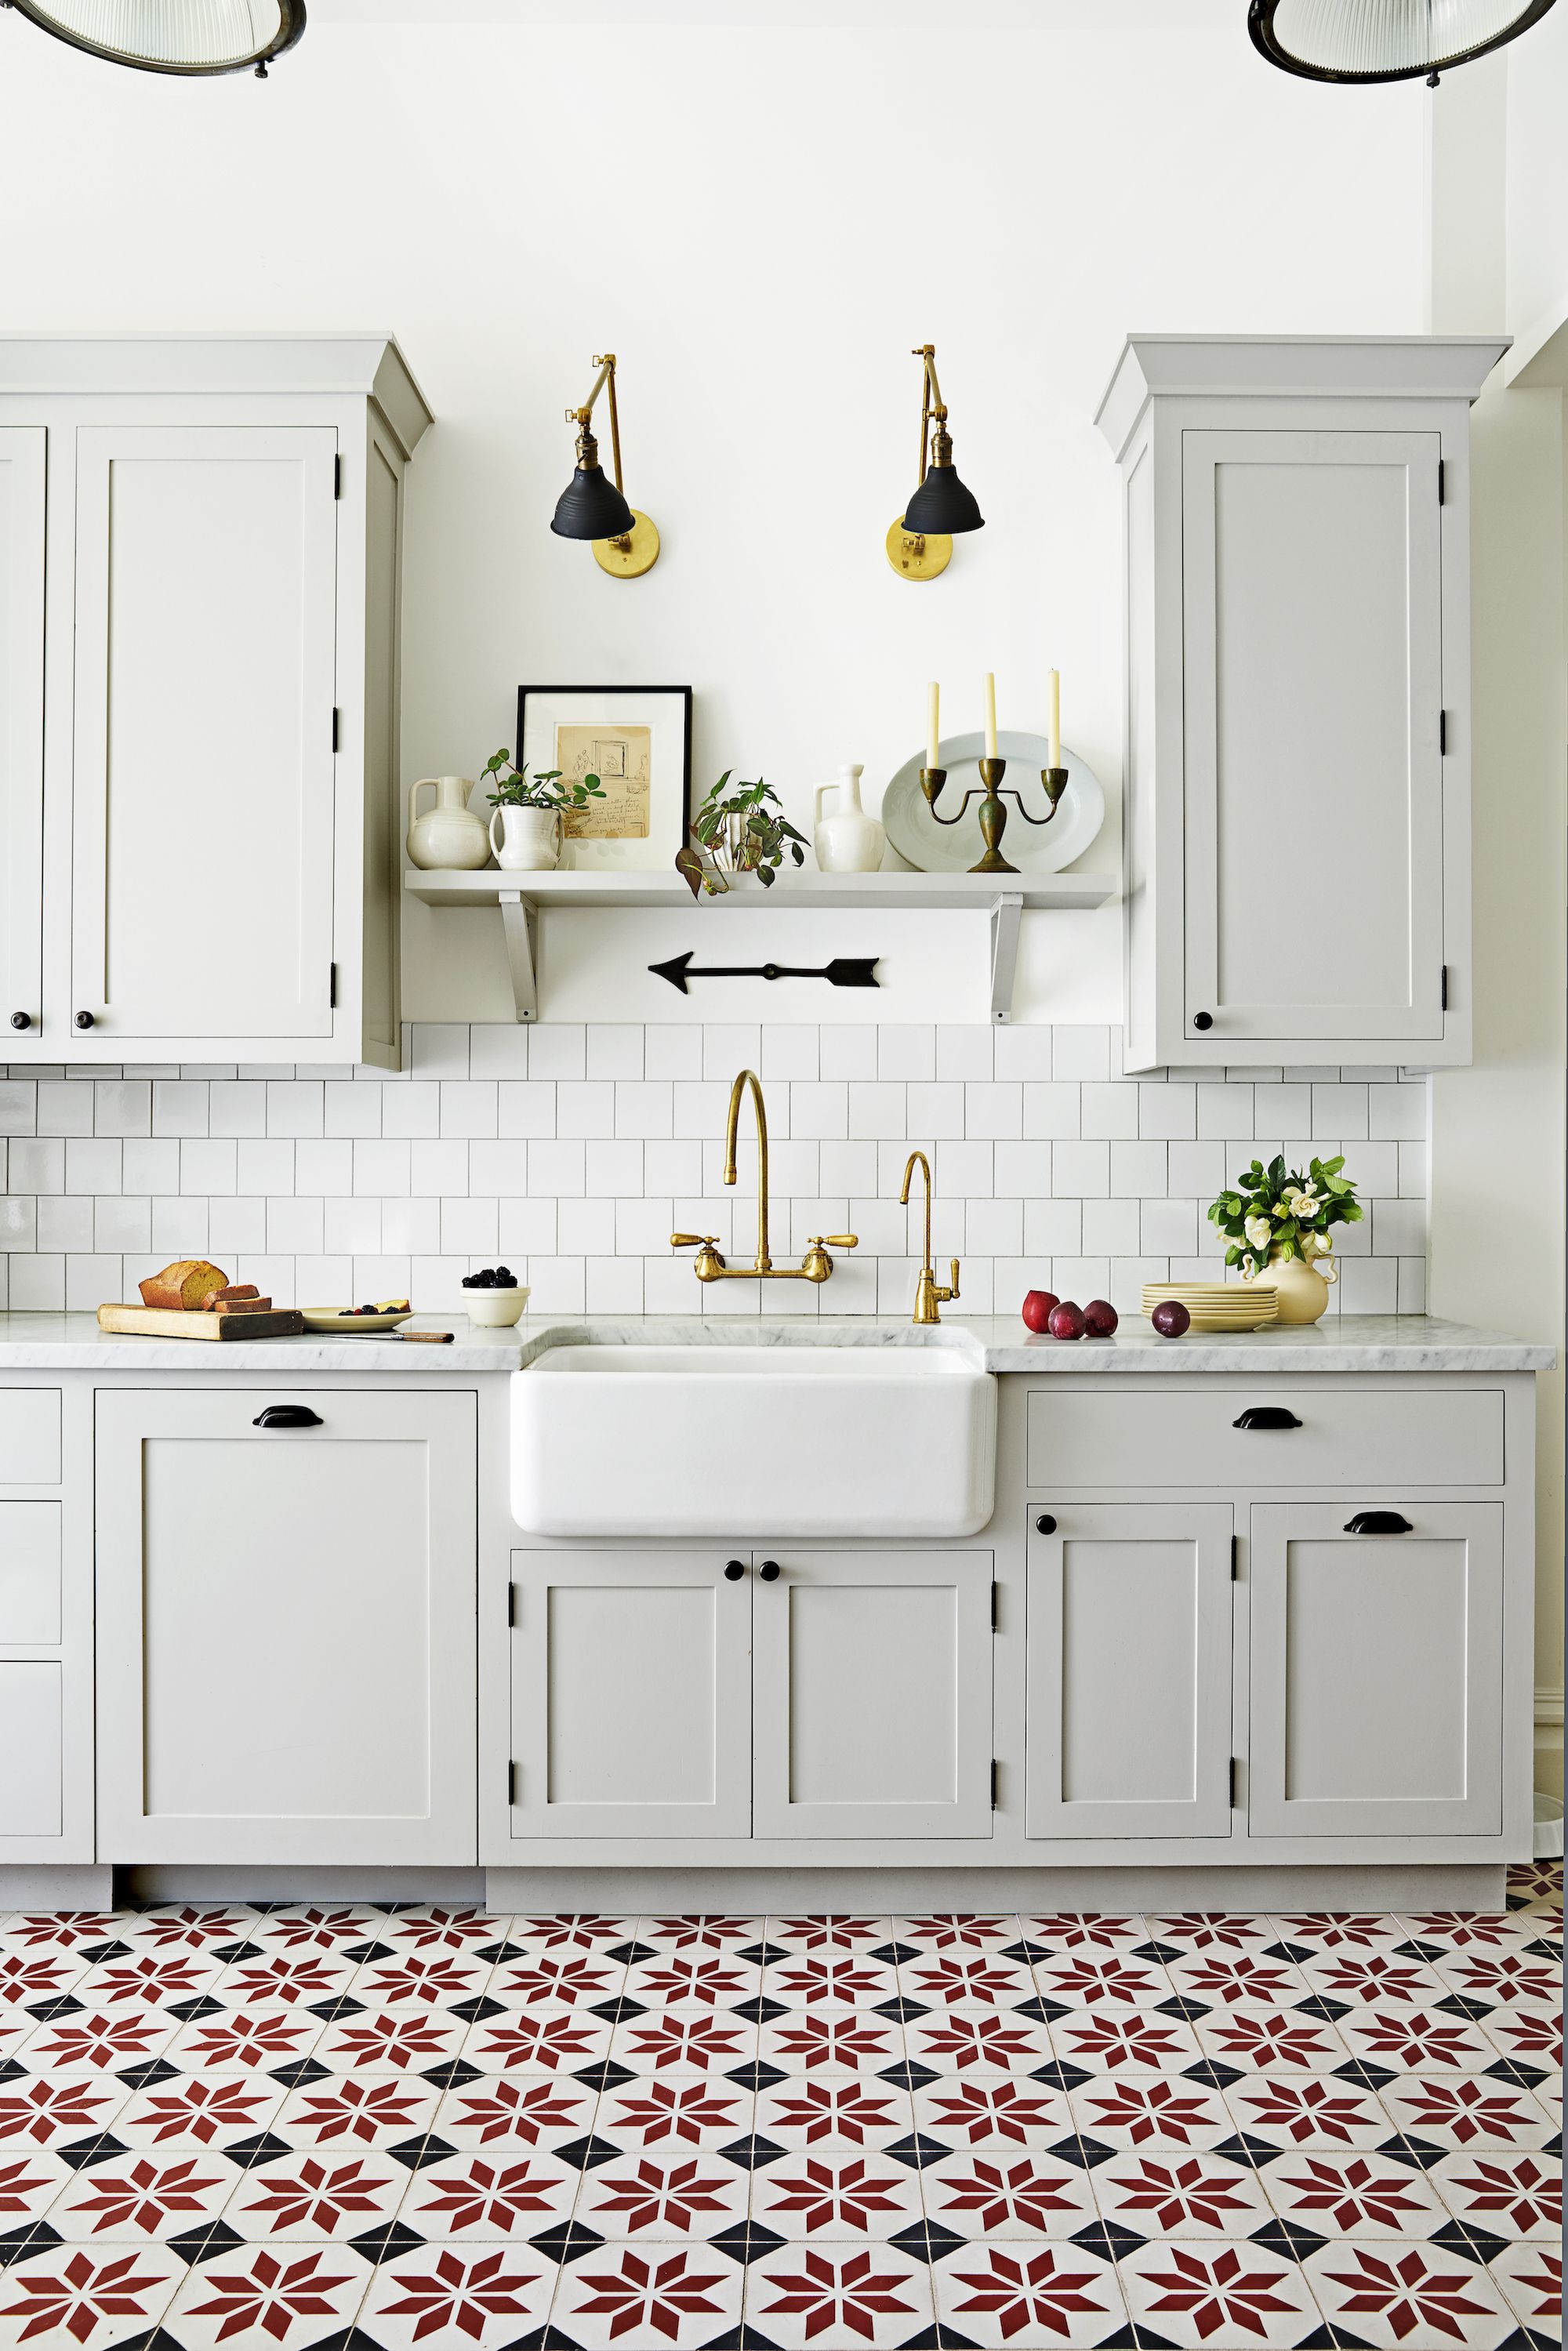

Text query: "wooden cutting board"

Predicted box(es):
[98, 1304, 306, 1341]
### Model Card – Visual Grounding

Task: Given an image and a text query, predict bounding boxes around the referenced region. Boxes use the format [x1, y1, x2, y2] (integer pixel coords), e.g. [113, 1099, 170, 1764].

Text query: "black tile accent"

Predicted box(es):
[873, 1995, 932, 2025]
[877, 2060, 938, 2091]
[528, 2219, 607, 2264]
[730, 1996, 789, 2024]
[0, 2222, 64, 2267]
[1069, 2216, 1144, 2258]
[552, 2133, 622, 2171]
[1028, 2058, 1092, 2090]
[1010, 1995, 1068, 2023]
[1180, 2059, 1243, 2088]
[349, 2219, 433, 2264]
[884, 2132, 953, 2171]
[266, 2058, 331, 2087]
[716, 2134, 787, 2171]
[722, 2059, 786, 2092]
[445, 1994, 508, 2024]
[869, 1943, 923, 1965]
[22, 1995, 84, 2023]
[384, 2133, 455, 2171]
[111, 2060, 181, 2089]
[1251, 2215, 1330, 2259]
[891, 2219, 964, 2261]
[602, 1941, 659, 1965]
[220, 2130, 292, 2169]
[418, 2059, 483, 2089]
[54, 2132, 125, 2171]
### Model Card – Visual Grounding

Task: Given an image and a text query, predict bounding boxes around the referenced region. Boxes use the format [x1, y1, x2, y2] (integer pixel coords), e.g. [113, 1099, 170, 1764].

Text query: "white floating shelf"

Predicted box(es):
[403, 866, 1116, 1022]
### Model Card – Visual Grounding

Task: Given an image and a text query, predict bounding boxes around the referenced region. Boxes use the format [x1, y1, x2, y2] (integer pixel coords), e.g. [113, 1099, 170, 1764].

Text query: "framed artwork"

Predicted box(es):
[516, 684, 693, 870]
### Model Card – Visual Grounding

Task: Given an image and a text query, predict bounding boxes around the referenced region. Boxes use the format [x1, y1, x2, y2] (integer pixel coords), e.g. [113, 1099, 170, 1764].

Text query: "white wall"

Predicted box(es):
[0, 12, 1425, 1025]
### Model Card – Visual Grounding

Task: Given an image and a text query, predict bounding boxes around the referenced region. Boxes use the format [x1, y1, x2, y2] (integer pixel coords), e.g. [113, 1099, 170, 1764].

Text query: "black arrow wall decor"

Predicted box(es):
[649, 952, 880, 995]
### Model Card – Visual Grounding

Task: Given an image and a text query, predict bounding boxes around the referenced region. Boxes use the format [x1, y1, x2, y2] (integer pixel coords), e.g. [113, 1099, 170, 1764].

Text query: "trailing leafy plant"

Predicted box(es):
[482, 749, 604, 812]
[1207, 1153, 1363, 1277]
[677, 771, 808, 897]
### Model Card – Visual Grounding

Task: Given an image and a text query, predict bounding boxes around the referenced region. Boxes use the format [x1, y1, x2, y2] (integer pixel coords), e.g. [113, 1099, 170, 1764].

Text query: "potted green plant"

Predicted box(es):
[676, 771, 808, 896]
[1207, 1153, 1363, 1323]
[481, 749, 604, 873]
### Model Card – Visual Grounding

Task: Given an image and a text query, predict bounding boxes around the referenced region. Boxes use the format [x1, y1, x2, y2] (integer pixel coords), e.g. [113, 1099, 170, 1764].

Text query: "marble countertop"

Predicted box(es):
[0, 1311, 1552, 1373]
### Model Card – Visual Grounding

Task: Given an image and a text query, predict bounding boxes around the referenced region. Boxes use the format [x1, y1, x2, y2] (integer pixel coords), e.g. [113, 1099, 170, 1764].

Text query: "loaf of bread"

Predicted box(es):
[210, 1296, 273, 1315]
[139, 1260, 230, 1312]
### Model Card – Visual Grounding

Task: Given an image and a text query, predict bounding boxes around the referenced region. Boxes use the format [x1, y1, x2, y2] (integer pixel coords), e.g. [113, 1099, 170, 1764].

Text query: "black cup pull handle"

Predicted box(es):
[1232, 1406, 1303, 1431]
[9, 1012, 31, 1031]
[252, 1405, 323, 1429]
[1192, 1011, 1214, 1031]
[74, 1010, 95, 1030]
[758, 1559, 781, 1582]
[1345, 1510, 1413, 1536]
[723, 1559, 746, 1582]
[1035, 1515, 1057, 1535]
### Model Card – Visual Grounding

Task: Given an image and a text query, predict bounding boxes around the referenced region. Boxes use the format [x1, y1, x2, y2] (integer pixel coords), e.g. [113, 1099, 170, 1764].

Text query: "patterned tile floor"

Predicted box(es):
[0, 1864, 1558, 2349]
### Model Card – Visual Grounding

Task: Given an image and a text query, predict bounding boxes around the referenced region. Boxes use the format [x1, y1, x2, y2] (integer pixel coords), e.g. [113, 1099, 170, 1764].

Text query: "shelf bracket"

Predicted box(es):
[497, 891, 539, 1023]
[989, 892, 1024, 1024]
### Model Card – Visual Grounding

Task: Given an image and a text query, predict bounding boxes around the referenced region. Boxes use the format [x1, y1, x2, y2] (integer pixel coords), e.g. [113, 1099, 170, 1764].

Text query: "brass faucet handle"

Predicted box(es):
[670, 1232, 720, 1249]
[942, 1257, 961, 1302]
[811, 1234, 858, 1250]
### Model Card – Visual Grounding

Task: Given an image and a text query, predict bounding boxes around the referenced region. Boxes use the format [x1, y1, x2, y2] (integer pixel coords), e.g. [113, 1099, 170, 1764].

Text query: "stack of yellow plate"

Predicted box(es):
[1141, 1282, 1279, 1330]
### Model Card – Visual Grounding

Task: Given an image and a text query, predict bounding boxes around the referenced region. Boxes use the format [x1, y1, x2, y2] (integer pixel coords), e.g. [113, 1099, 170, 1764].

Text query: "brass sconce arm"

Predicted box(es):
[914, 343, 949, 481]
[566, 353, 625, 496]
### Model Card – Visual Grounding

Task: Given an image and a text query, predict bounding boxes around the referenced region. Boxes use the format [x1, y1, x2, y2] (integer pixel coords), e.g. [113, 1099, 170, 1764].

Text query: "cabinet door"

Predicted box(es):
[752, 1550, 993, 1839]
[1249, 1504, 1502, 1837]
[1181, 429, 1444, 1043]
[0, 430, 45, 1038]
[509, 1551, 751, 1839]
[1027, 1504, 1233, 1838]
[95, 1389, 476, 1864]
[71, 427, 337, 1043]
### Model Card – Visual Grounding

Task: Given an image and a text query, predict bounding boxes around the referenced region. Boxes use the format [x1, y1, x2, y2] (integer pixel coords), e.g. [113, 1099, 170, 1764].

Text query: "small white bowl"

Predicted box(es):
[463, 1287, 529, 1326]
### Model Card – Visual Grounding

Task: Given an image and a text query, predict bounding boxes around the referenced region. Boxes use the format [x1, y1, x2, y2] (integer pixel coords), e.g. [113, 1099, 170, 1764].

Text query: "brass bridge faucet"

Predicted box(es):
[900, 1148, 960, 1324]
[672, 1069, 858, 1284]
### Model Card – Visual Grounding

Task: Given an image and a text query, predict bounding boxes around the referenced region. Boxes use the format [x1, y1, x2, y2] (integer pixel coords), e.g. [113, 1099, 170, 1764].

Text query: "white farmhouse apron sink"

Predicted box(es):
[510, 1344, 997, 1538]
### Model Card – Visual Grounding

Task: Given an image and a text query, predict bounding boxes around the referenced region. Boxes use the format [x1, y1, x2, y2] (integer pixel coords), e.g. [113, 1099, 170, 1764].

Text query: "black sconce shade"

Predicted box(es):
[1249, 0, 1559, 82]
[903, 462, 985, 536]
[551, 462, 635, 542]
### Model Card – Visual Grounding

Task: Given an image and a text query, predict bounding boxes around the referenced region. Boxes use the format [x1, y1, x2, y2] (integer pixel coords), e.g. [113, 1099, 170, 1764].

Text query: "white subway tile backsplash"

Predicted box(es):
[0, 1027, 1427, 1319]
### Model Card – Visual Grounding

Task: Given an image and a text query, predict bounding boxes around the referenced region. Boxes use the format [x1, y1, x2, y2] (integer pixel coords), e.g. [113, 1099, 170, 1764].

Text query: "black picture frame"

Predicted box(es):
[515, 684, 694, 869]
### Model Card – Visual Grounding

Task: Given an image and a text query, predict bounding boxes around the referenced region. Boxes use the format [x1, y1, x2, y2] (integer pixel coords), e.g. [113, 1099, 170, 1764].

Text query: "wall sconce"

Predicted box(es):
[886, 343, 985, 583]
[550, 352, 660, 579]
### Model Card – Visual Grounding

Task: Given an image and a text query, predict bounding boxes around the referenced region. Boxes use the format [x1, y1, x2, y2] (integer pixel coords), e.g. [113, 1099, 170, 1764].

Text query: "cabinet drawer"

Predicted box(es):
[0, 1504, 60, 1642]
[0, 1391, 60, 1484]
[1026, 1388, 1503, 1489]
[0, 1663, 62, 1836]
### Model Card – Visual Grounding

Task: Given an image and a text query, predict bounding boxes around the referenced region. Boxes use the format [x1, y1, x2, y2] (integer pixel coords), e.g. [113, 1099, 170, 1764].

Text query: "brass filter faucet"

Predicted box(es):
[900, 1148, 960, 1324]
[672, 1069, 858, 1283]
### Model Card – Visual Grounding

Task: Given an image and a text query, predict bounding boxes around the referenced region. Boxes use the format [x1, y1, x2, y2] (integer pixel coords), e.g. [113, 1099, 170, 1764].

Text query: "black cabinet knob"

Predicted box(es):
[74, 1010, 95, 1030]
[758, 1559, 781, 1582]
[1035, 1514, 1057, 1535]
[1192, 1010, 1214, 1031]
[252, 1405, 323, 1429]
[723, 1559, 746, 1581]
[1345, 1510, 1414, 1536]
[1233, 1406, 1302, 1431]
[9, 1012, 30, 1030]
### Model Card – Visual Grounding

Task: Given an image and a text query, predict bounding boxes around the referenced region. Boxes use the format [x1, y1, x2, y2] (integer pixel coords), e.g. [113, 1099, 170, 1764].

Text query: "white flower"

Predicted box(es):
[1244, 1214, 1272, 1251]
[1283, 1183, 1320, 1219]
[1302, 1231, 1334, 1261]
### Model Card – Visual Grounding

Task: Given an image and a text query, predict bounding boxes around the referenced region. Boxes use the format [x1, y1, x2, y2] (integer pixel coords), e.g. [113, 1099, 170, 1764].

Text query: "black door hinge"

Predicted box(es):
[1437, 457, 1445, 506]
[1229, 1758, 1239, 1809]
[1439, 709, 1447, 756]
[333, 453, 343, 499]
[328, 963, 338, 1009]
[1230, 1535, 1239, 1581]
[507, 1761, 518, 1806]
[506, 1583, 517, 1628]
[331, 707, 341, 753]
[990, 1581, 999, 1631]
[990, 1759, 1000, 1810]
[1441, 964, 1449, 1010]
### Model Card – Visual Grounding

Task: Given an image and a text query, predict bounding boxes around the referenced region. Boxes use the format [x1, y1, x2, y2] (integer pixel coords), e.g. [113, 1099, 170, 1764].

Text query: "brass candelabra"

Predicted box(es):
[920, 756, 1069, 875]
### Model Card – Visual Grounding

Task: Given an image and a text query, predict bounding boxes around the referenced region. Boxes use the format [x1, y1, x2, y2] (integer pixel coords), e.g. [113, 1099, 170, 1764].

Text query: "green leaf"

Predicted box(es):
[674, 845, 705, 899]
[757, 862, 775, 886]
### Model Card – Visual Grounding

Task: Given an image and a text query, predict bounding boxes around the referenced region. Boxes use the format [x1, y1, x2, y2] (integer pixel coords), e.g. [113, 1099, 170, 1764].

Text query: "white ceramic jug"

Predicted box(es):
[489, 804, 563, 872]
[406, 776, 489, 871]
[813, 764, 884, 873]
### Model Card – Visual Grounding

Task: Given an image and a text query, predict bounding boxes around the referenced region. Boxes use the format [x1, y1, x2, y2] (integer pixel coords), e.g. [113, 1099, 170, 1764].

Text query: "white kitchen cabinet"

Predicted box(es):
[1096, 336, 1507, 1070]
[0, 1386, 90, 1868]
[1248, 1501, 1504, 1837]
[1025, 1504, 1234, 1839]
[95, 1388, 476, 1865]
[0, 430, 45, 1039]
[508, 1550, 751, 1838]
[751, 1549, 994, 1839]
[0, 338, 430, 1065]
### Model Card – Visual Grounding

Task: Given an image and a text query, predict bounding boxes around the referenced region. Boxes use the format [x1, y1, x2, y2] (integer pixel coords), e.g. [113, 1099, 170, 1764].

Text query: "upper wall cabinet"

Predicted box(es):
[0, 337, 431, 1067]
[1096, 336, 1507, 1072]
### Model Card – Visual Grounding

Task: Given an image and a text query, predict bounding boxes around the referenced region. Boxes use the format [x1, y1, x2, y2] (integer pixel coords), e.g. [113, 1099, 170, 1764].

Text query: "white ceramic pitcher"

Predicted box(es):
[813, 764, 885, 873]
[489, 804, 564, 872]
[406, 776, 489, 871]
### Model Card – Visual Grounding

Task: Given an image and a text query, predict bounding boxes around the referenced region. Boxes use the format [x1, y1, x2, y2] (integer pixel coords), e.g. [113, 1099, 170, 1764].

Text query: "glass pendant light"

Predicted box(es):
[3, 0, 306, 77]
[1250, 0, 1558, 84]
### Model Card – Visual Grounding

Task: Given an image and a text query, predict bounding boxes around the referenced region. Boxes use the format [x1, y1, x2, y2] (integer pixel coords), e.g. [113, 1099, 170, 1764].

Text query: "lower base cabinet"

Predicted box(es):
[1249, 1502, 1504, 1836]
[1026, 1504, 1234, 1838]
[95, 1388, 477, 1866]
[507, 1547, 994, 1842]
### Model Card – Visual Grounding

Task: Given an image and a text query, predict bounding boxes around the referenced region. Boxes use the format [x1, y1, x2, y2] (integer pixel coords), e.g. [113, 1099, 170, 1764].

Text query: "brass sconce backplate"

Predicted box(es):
[884, 519, 952, 582]
[593, 510, 661, 578]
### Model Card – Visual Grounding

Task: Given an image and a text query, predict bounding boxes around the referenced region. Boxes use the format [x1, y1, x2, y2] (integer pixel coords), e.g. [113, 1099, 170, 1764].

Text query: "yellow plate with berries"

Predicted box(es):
[301, 1301, 412, 1336]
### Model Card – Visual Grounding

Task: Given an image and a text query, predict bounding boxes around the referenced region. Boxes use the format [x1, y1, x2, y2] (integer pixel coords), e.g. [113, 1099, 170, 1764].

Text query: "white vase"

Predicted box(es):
[813, 764, 885, 873]
[489, 804, 563, 872]
[1248, 1245, 1336, 1324]
[406, 776, 489, 871]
